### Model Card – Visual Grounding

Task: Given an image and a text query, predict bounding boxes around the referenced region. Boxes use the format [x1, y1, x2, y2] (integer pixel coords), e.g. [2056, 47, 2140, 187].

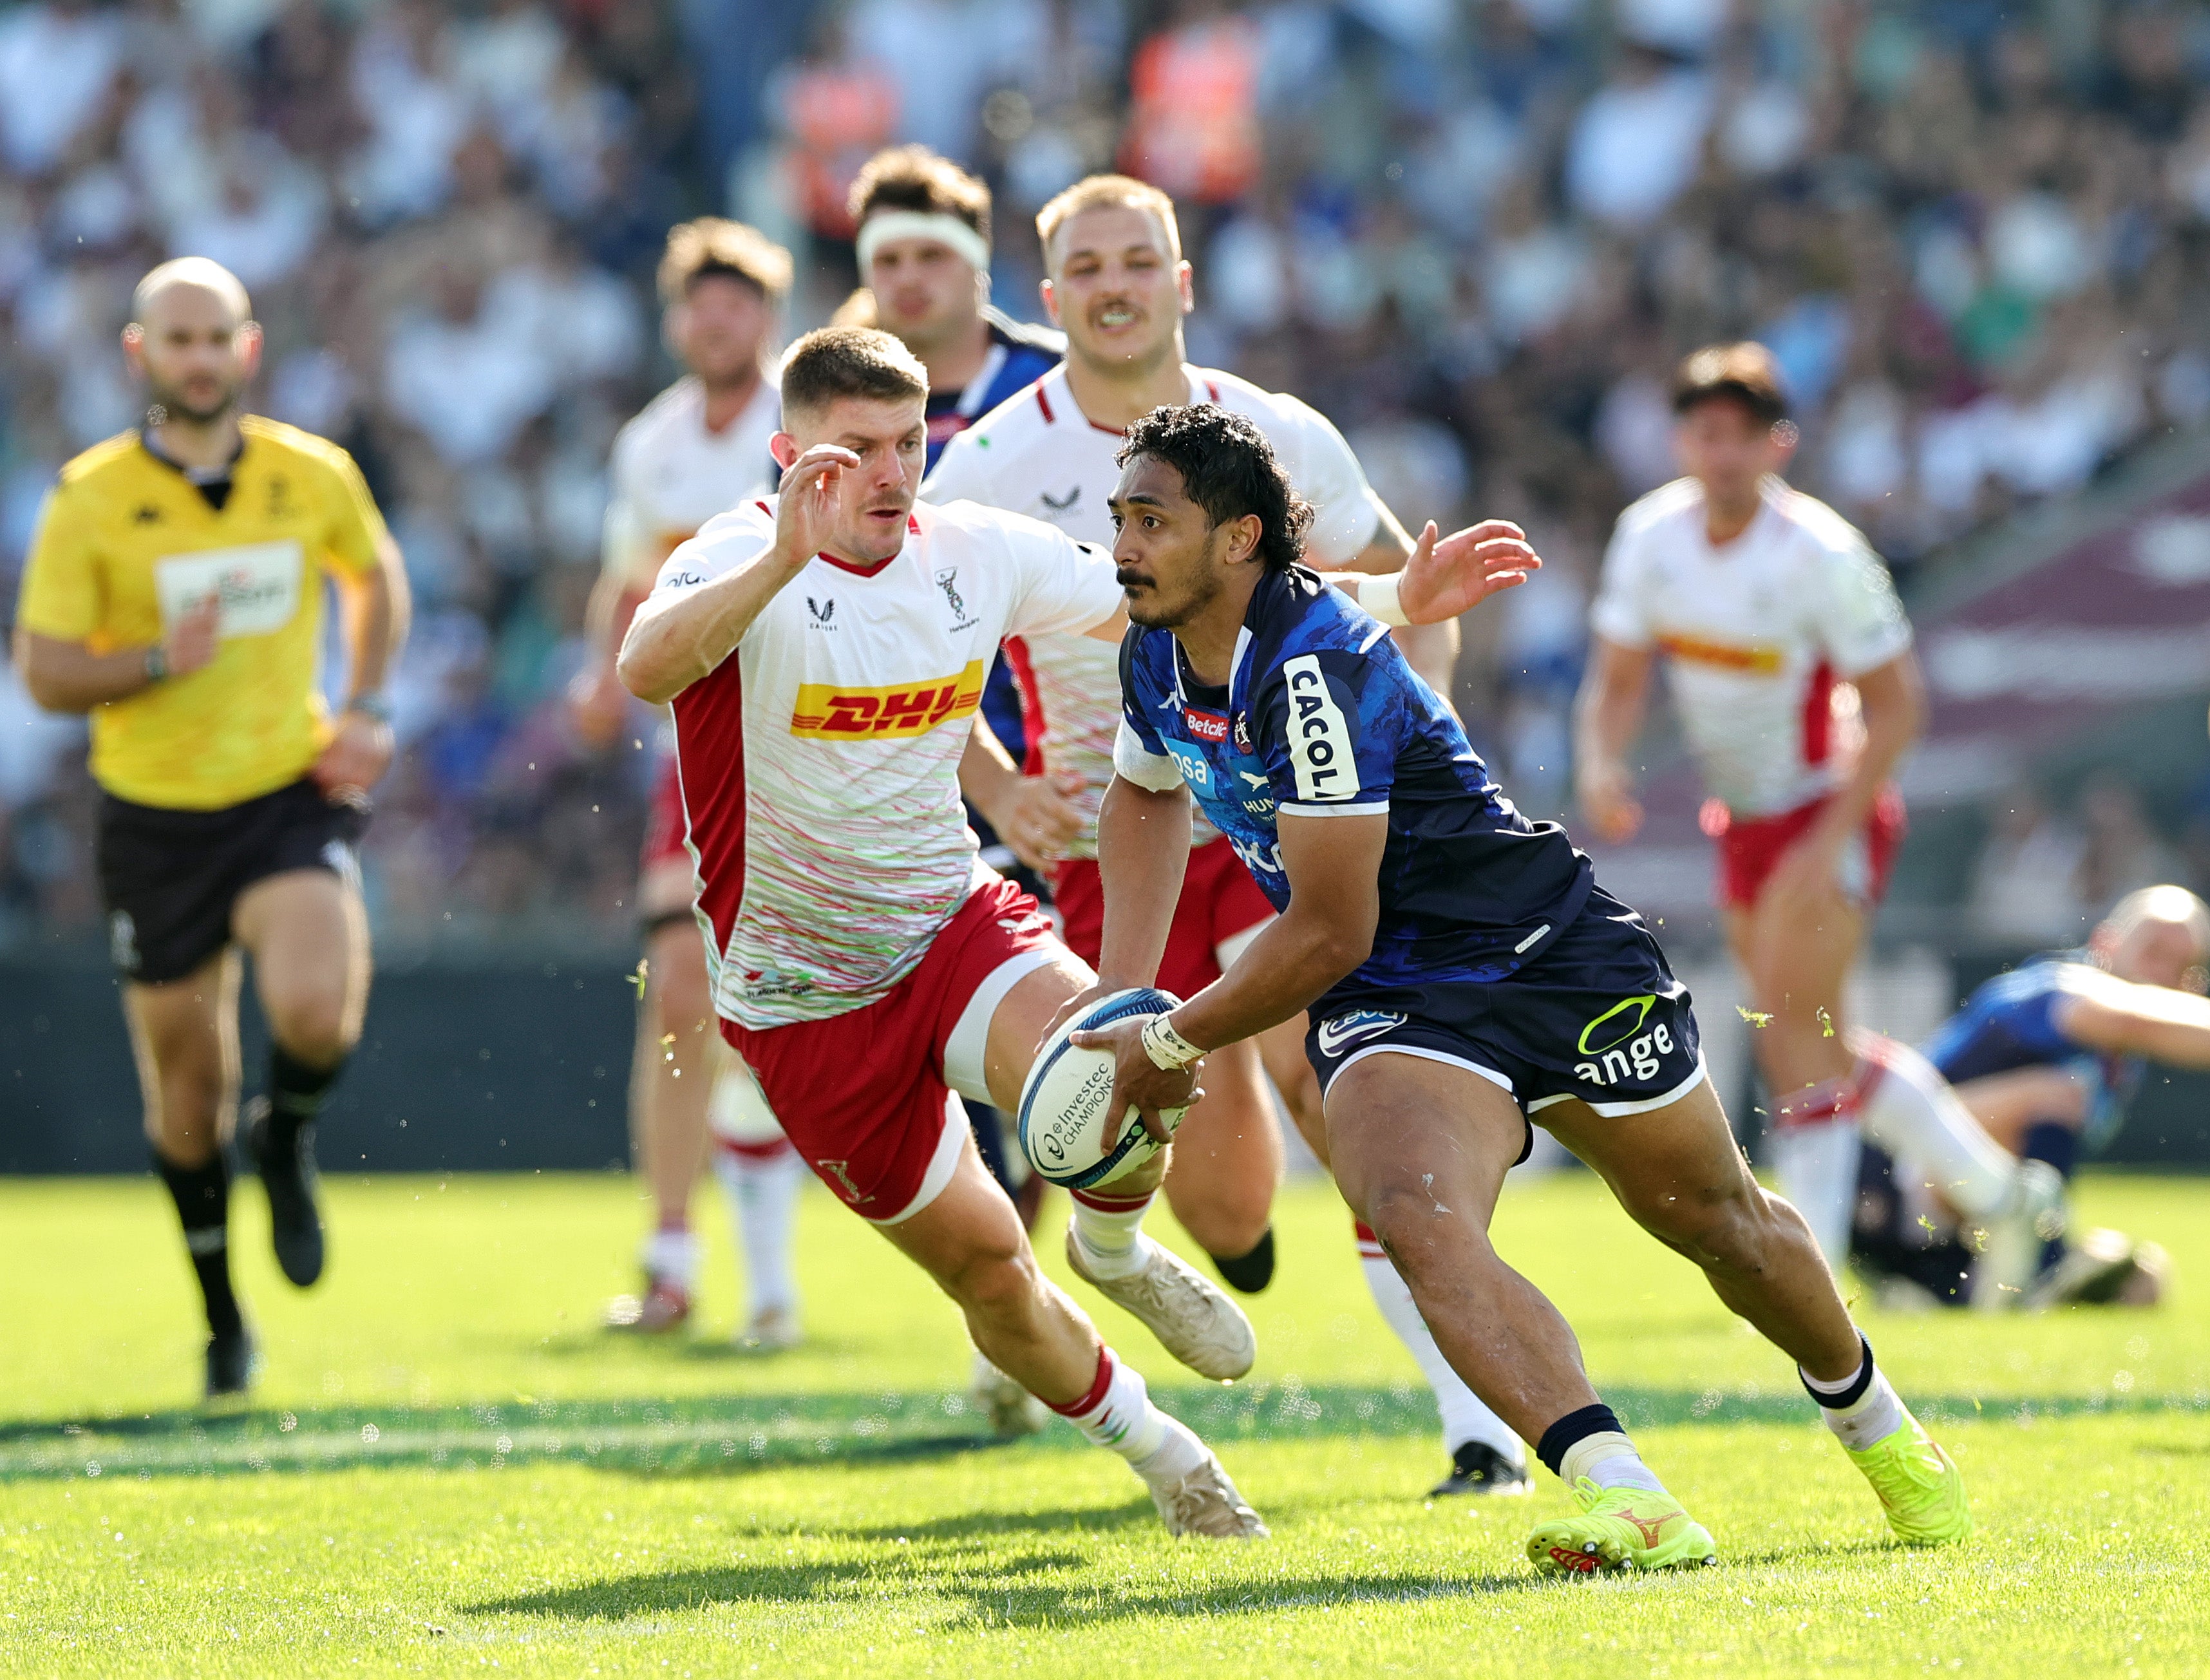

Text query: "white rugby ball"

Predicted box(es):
[1017, 987, 1188, 1189]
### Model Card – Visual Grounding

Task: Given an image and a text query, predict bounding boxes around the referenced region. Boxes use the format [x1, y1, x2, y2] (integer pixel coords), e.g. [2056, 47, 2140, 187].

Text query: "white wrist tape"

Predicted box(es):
[856, 211, 992, 276]
[1360, 571, 1409, 627]
[1140, 1014, 1205, 1072]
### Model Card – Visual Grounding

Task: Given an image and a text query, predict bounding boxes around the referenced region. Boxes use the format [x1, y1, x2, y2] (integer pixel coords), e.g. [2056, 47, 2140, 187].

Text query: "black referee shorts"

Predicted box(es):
[96, 778, 369, 985]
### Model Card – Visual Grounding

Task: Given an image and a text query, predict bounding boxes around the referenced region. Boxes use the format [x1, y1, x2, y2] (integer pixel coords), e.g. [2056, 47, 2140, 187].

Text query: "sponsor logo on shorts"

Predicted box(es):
[321, 839, 362, 894]
[815, 1159, 873, 1205]
[1185, 707, 1230, 744]
[1282, 654, 1357, 802]
[1574, 994, 1675, 1088]
[109, 911, 140, 974]
[1315, 1009, 1406, 1057]
[789, 661, 986, 740]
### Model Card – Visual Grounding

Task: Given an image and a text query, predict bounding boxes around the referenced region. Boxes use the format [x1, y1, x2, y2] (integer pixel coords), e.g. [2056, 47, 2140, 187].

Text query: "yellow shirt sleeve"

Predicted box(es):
[319, 446, 390, 578]
[15, 478, 102, 643]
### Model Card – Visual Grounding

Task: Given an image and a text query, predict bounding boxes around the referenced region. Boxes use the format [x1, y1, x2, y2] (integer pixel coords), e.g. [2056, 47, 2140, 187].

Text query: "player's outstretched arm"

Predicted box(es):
[2057, 971, 2210, 1068]
[1571, 634, 1656, 845]
[618, 445, 854, 704]
[1075, 809, 1386, 1140]
[1328, 520, 1538, 627]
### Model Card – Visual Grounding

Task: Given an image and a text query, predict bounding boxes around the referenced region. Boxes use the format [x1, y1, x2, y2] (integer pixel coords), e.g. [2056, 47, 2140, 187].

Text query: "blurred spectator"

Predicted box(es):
[2073, 769, 2186, 914]
[1967, 783, 2090, 947]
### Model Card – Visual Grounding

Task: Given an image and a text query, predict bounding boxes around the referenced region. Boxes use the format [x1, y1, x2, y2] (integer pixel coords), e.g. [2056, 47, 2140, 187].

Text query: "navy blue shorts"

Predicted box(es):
[1304, 885, 1705, 1126]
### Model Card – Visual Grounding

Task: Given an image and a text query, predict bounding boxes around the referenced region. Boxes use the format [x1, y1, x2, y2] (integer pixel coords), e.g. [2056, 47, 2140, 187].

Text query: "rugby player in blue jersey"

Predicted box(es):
[1068, 405, 1971, 1572]
[1848, 884, 2210, 1308]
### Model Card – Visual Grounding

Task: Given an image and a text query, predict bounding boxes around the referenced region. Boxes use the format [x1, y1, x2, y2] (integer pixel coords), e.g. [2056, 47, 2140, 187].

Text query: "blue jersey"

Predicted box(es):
[1115, 566, 1594, 991]
[1922, 954, 2142, 1152]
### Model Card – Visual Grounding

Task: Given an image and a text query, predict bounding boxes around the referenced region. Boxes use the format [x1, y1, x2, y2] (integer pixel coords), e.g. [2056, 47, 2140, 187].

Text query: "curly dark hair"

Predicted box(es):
[1117, 405, 1315, 571]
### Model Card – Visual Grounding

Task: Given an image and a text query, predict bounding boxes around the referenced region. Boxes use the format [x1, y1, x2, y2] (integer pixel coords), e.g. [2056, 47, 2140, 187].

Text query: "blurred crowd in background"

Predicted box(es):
[4, 0, 2210, 950]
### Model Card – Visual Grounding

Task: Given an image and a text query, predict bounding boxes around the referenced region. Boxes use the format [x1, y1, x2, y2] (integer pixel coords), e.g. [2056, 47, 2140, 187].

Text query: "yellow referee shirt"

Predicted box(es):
[15, 416, 390, 811]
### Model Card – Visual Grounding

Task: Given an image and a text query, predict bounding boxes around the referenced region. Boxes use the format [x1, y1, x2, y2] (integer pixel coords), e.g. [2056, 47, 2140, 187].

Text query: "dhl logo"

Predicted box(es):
[1656, 632, 1784, 674]
[790, 661, 987, 739]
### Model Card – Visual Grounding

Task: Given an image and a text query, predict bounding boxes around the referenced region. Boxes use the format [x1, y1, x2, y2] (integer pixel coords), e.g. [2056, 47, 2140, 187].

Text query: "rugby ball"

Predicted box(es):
[1017, 988, 1189, 1189]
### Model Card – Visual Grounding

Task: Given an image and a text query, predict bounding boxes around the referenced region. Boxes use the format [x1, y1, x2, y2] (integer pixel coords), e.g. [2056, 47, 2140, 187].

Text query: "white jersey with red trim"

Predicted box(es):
[603, 375, 781, 587]
[648, 496, 1122, 1028]
[922, 362, 1384, 856]
[1590, 476, 1913, 818]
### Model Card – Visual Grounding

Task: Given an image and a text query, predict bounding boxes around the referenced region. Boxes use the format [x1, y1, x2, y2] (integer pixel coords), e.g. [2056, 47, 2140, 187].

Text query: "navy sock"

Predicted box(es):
[153, 1148, 242, 1339]
[1536, 1402, 1621, 1478]
[1799, 1333, 1876, 1408]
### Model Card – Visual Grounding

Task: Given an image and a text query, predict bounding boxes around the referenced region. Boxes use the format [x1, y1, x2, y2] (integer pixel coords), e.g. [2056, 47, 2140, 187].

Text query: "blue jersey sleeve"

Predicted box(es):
[1117, 624, 1171, 756]
[1256, 642, 1402, 818]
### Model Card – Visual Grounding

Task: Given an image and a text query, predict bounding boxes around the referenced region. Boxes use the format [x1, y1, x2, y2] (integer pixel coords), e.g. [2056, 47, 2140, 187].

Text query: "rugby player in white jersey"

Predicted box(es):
[1569, 344, 2061, 1281]
[927, 173, 1533, 1495]
[616, 326, 1520, 1534]
[569, 219, 804, 1345]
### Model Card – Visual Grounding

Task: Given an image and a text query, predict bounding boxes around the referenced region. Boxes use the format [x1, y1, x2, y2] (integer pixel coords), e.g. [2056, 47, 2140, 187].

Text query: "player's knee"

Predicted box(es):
[1361, 1179, 1492, 1278]
[943, 1237, 1039, 1321]
[146, 1058, 226, 1139]
[650, 934, 712, 1030]
[266, 985, 355, 1066]
[1641, 1182, 1775, 1276]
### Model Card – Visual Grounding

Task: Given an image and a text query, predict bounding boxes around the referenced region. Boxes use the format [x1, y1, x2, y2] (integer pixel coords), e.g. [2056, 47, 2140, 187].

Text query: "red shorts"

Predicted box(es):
[720, 875, 1064, 1223]
[1052, 834, 1277, 999]
[640, 752, 690, 874]
[1714, 786, 1907, 911]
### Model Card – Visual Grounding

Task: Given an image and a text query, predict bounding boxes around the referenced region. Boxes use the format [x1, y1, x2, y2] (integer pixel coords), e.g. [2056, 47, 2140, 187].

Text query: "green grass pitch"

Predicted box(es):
[2, 1168, 2204, 1677]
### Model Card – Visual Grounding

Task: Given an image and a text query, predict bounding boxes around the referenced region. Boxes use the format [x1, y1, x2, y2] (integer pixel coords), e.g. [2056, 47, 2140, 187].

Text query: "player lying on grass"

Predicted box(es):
[613, 326, 1521, 1538]
[1835, 885, 2210, 1309]
[1073, 404, 1971, 1574]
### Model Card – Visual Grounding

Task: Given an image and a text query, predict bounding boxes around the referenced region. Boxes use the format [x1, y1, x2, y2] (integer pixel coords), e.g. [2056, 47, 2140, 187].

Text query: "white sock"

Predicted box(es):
[1802, 1339, 1906, 1451]
[1558, 1430, 1668, 1495]
[640, 1225, 699, 1290]
[1045, 1347, 1202, 1477]
[712, 1144, 804, 1319]
[1768, 1076, 1862, 1270]
[1355, 1223, 1524, 1466]
[1854, 1034, 2020, 1218]
[1069, 1186, 1155, 1281]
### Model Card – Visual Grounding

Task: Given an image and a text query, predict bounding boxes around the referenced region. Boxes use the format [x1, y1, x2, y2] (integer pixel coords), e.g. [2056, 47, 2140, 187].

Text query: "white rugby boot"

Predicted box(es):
[1065, 1228, 1256, 1381]
[1140, 1446, 1270, 1539]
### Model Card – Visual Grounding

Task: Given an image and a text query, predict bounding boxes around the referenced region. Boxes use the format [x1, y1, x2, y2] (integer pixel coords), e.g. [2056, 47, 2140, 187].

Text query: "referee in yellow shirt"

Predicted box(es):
[13, 258, 410, 1399]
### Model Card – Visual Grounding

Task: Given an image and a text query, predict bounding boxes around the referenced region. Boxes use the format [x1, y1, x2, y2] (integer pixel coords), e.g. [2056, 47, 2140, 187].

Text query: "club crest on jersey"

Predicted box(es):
[1232, 712, 1252, 753]
[1185, 707, 1230, 744]
[806, 596, 835, 626]
[790, 660, 987, 740]
[934, 567, 965, 618]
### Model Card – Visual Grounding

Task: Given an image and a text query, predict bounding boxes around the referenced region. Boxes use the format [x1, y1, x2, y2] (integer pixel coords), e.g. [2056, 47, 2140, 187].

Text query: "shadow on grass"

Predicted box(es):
[3, 1382, 2197, 1485]
[465, 1528, 1525, 1628]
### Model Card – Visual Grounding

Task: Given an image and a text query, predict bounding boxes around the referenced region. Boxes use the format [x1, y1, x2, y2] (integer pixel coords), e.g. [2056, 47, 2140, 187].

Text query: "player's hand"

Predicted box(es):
[988, 769, 1086, 871]
[314, 707, 395, 795]
[773, 444, 861, 567]
[1069, 1016, 1201, 1145]
[568, 661, 630, 748]
[1042, 981, 1113, 1046]
[1398, 520, 1540, 623]
[164, 593, 222, 678]
[1576, 758, 1643, 845]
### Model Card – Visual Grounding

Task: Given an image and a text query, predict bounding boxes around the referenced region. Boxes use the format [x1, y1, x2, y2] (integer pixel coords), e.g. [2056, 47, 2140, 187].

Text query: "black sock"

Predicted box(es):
[1535, 1402, 1621, 1478]
[1799, 1332, 1876, 1408]
[153, 1148, 242, 1340]
[266, 1044, 343, 1147]
[1210, 1227, 1276, 1294]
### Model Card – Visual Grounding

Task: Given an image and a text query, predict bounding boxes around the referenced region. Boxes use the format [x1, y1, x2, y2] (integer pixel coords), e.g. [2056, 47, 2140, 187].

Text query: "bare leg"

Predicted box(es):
[1540, 1077, 1862, 1382]
[125, 952, 243, 1167]
[1323, 1052, 1603, 1443]
[233, 869, 370, 1070]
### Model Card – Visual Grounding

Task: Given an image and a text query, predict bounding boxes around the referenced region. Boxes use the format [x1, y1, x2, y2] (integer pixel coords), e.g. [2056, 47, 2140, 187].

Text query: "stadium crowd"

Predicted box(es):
[5, 0, 2210, 945]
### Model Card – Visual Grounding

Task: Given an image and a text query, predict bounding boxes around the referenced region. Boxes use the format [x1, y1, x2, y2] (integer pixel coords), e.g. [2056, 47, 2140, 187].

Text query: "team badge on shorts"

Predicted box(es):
[109, 911, 140, 974]
[1314, 1008, 1407, 1058]
[1572, 994, 1678, 1091]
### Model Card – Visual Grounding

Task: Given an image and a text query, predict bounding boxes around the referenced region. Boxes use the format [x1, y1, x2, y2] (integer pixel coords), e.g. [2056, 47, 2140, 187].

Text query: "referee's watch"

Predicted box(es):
[347, 692, 393, 724]
[143, 645, 168, 684]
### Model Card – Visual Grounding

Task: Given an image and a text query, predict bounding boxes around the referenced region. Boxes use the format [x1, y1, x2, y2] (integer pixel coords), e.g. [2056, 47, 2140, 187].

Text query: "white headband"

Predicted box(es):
[856, 210, 991, 276]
